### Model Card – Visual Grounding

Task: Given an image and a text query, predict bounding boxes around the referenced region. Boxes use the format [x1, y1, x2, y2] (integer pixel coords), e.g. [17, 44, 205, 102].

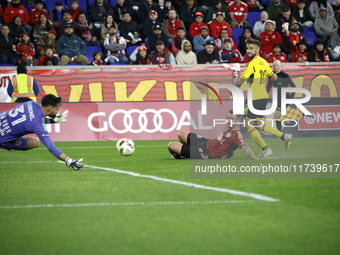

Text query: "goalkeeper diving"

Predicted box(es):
[0, 94, 83, 170]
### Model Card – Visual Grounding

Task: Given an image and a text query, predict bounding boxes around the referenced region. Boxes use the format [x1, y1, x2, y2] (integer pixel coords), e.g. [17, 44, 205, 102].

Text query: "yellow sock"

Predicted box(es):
[247, 127, 267, 149]
[260, 124, 283, 138]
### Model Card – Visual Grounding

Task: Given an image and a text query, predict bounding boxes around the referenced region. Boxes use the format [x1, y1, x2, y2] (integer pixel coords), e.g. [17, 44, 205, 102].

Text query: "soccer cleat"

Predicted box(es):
[171, 153, 187, 159]
[258, 148, 273, 158]
[284, 134, 292, 150]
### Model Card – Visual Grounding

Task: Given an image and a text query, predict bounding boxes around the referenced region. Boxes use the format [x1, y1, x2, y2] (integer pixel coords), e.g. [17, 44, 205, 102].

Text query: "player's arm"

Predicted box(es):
[267, 64, 277, 80]
[266, 79, 273, 93]
[240, 145, 258, 159]
[235, 77, 246, 88]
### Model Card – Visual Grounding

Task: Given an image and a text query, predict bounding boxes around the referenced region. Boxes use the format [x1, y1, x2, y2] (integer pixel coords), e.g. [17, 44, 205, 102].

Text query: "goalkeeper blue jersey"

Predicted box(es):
[0, 101, 63, 158]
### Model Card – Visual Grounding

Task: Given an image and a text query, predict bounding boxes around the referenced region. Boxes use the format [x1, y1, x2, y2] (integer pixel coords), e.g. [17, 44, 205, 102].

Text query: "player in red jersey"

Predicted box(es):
[167, 110, 258, 159]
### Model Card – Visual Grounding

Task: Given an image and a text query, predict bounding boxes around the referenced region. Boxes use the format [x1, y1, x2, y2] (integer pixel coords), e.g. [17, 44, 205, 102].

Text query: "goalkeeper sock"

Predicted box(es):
[247, 127, 267, 149]
[260, 123, 283, 138]
[181, 144, 190, 158]
[276, 121, 282, 131]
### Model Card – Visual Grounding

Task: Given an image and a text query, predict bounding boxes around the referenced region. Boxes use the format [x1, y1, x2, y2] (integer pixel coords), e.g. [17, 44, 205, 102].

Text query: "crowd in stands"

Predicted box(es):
[0, 0, 339, 67]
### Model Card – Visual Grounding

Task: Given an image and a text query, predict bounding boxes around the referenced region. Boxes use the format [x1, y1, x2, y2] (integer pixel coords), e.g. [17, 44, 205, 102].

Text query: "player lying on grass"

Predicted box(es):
[0, 94, 83, 170]
[167, 110, 258, 159]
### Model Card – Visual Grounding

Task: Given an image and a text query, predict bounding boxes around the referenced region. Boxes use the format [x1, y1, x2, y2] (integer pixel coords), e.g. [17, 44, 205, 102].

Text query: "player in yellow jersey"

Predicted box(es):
[235, 38, 292, 157]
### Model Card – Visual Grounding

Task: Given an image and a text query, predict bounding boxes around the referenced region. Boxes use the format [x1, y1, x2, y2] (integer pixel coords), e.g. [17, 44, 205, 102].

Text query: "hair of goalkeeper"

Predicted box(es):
[41, 94, 62, 107]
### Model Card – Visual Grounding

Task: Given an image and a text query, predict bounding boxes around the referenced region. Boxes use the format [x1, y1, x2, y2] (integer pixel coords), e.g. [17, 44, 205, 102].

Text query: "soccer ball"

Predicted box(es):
[116, 138, 135, 156]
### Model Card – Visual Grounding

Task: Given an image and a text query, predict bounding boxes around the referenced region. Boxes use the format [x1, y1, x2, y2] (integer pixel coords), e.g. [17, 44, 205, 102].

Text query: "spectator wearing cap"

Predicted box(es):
[4, 0, 32, 35]
[309, 0, 334, 20]
[138, 0, 163, 24]
[259, 20, 283, 55]
[100, 14, 118, 43]
[49, 1, 65, 22]
[281, 18, 307, 53]
[29, 0, 49, 26]
[253, 11, 269, 38]
[228, 0, 251, 29]
[118, 12, 142, 47]
[267, 44, 288, 63]
[147, 24, 171, 52]
[219, 38, 242, 63]
[0, 25, 17, 65]
[149, 40, 176, 65]
[176, 40, 197, 65]
[52, 11, 92, 38]
[90, 0, 114, 29]
[192, 26, 215, 54]
[129, 43, 152, 65]
[56, 25, 88, 65]
[113, 0, 133, 24]
[16, 32, 36, 66]
[206, 0, 230, 24]
[104, 25, 129, 64]
[32, 13, 54, 43]
[8, 16, 26, 45]
[36, 29, 58, 59]
[163, 9, 186, 40]
[209, 11, 232, 39]
[308, 38, 333, 61]
[197, 40, 220, 64]
[314, 7, 339, 45]
[292, 0, 314, 27]
[143, 10, 163, 39]
[267, 0, 287, 21]
[291, 41, 309, 62]
[179, 0, 201, 30]
[189, 12, 208, 39]
[171, 27, 189, 56]
[275, 5, 303, 36]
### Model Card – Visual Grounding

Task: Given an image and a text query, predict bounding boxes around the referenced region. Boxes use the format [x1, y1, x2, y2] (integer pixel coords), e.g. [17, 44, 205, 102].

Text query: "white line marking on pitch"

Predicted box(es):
[83, 164, 280, 202]
[0, 200, 256, 209]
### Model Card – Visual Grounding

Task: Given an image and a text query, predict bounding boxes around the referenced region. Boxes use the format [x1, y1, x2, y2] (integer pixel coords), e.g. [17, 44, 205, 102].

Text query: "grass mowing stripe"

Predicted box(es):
[81, 163, 280, 202]
[0, 200, 256, 209]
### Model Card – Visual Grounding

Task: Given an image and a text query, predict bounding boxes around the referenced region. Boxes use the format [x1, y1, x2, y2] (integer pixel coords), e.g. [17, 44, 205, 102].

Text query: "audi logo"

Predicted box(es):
[88, 109, 190, 134]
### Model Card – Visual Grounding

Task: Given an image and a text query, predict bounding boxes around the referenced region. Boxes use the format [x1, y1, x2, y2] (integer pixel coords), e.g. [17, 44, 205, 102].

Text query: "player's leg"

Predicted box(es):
[1, 137, 40, 151]
[178, 131, 190, 144]
[167, 142, 188, 159]
[273, 109, 282, 131]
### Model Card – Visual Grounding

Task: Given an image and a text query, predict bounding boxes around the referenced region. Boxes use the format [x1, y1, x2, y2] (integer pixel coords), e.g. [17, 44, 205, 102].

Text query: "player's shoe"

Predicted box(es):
[258, 148, 273, 158]
[171, 153, 187, 159]
[283, 134, 292, 150]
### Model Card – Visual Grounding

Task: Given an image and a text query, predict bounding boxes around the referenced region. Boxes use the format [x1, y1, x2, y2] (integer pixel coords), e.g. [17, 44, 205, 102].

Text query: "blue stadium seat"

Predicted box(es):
[66, 0, 88, 13]
[46, 0, 66, 12]
[0, 64, 16, 66]
[247, 12, 261, 29]
[88, 0, 95, 6]
[304, 33, 317, 46]
[232, 28, 244, 48]
[25, 5, 35, 14]
[110, 0, 118, 7]
[126, 45, 138, 61]
[85, 46, 103, 64]
[302, 26, 315, 34]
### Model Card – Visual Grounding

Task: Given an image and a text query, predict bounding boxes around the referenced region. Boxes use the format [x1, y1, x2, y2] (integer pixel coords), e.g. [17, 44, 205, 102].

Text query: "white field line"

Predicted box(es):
[82, 164, 280, 202]
[0, 200, 255, 209]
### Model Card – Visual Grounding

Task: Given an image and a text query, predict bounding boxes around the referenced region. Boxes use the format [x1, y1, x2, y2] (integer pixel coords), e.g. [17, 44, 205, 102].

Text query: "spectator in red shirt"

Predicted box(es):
[16, 32, 36, 66]
[189, 12, 208, 39]
[29, 0, 49, 26]
[259, 19, 282, 55]
[38, 48, 60, 66]
[267, 44, 288, 62]
[4, 0, 31, 35]
[227, 0, 250, 29]
[282, 19, 306, 53]
[209, 11, 232, 39]
[291, 41, 309, 62]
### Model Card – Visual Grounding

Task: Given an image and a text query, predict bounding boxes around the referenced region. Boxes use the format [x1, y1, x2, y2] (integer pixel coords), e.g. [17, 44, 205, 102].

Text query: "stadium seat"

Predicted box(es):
[126, 45, 138, 61]
[25, 5, 35, 14]
[232, 28, 244, 48]
[88, 0, 95, 6]
[66, 0, 88, 13]
[302, 26, 315, 34]
[0, 64, 16, 66]
[247, 12, 261, 29]
[46, 0, 66, 12]
[110, 0, 118, 7]
[304, 32, 317, 46]
[85, 46, 103, 64]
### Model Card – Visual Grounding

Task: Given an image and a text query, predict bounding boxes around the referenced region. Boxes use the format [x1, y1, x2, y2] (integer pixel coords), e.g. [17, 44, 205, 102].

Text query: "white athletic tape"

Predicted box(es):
[84, 164, 280, 202]
[0, 200, 255, 209]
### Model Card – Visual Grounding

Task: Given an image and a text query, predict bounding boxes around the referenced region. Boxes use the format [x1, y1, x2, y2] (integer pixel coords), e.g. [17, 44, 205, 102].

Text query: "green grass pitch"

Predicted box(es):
[0, 137, 339, 255]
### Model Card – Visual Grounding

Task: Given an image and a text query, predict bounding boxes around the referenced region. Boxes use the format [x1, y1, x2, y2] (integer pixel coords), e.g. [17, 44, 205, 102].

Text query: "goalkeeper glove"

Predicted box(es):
[54, 110, 68, 123]
[65, 157, 84, 170]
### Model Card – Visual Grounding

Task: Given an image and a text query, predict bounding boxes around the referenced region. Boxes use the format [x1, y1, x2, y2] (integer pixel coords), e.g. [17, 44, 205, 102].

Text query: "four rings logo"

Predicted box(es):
[87, 109, 191, 134]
